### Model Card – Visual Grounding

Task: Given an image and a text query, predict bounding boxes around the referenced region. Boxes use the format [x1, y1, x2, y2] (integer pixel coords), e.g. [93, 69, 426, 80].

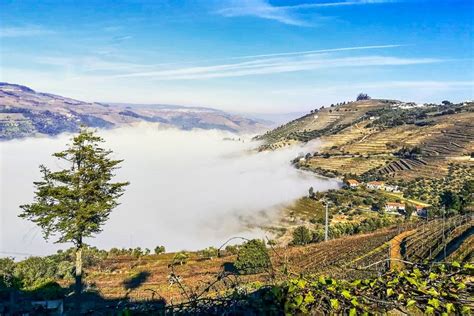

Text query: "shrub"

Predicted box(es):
[154, 246, 166, 255]
[24, 280, 64, 300]
[225, 245, 239, 255]
[312, 229, 325, 242]
[234, 240, 270, 274]
[200, 247, 218, 260]
[131, 247, 143, 258]
[173, 252, 189, 265]
[292, 226, 313, 245]
[13, 257, 57, 288]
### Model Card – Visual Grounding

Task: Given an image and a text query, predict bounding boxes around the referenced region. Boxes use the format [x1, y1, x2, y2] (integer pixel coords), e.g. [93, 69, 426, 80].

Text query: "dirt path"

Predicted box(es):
[389, 229, 416, 270]
[382, 192, 431, 207]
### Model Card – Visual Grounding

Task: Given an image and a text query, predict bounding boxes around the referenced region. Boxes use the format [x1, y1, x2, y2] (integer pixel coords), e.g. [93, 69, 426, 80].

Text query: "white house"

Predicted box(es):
[367, 181, 384, 190]
[384, 184, 400, 193]
[385, 202, 405, 213]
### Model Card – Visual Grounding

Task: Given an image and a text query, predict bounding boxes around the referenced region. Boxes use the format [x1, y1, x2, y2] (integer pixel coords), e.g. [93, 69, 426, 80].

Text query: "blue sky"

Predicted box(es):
[1, 0, 473, 113]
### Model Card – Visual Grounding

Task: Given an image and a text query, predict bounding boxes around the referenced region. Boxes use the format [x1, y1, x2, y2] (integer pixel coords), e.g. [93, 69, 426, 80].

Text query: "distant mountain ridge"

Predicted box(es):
[0, 83, 267, 139]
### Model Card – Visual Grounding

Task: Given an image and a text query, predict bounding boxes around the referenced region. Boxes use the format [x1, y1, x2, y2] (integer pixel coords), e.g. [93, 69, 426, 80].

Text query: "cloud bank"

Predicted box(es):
[0, 126, 339, 257]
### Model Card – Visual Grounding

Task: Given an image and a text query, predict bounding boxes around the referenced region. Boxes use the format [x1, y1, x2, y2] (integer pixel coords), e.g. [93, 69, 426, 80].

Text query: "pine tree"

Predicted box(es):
[19, 128, 129, 310]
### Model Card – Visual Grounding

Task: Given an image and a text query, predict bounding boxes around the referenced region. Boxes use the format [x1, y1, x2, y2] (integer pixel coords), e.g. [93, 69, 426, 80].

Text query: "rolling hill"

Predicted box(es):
[257, 98, 474, 179]
[0, 83, 267, 139]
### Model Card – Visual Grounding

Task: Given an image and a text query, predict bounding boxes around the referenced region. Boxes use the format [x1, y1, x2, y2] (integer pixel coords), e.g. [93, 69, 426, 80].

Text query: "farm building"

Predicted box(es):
[367, 181, 384, 190]
[345, 179, 360, 188]
[385, 202, 406, 213]
[383, 184, 400, 193]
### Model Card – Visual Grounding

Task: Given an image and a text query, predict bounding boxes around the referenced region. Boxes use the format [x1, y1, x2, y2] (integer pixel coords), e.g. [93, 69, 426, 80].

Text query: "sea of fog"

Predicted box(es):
[0, 125, 340, 258]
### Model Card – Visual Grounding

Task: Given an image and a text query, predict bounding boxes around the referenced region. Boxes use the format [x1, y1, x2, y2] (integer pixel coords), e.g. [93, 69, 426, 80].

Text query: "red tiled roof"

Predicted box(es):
[368, 181, 384, 186]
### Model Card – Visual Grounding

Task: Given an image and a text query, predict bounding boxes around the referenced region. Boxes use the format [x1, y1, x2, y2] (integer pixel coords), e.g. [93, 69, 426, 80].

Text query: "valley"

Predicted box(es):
[1, 94, 473, 314]
[0, 83, 266, 140]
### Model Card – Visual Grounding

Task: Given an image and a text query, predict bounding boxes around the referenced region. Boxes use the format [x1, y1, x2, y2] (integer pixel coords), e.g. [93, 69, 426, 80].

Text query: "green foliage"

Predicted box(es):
[225, 245, 240, 255]
[154, 245, 166, 255]
[24, 280, 65, 300]
[440, 190, 462, 213]
[234, 240, 270, 274]
[396, 146, 422, 158]
[200, 247, 218, 260]
[13, 257, 59, 289]
[400, 164, 473, 209]
[365, 106, 436, 129]
[356, 93, 370, 101]
[131, 247, 144, 258]
[19, 128, 129, 246]
[405, 203, 416, 220]
[276, 263, 472, 315]
[173, 252, 189, 266]
[309, 216, 397, 244]
[18, 128, 129, 303]
[0, 258, 20, 291]
[292, 226, 313, 245]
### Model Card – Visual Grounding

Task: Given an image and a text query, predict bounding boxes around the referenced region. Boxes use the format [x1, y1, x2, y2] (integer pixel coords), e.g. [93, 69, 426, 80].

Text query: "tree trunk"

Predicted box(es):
[75, 244, 83, 313]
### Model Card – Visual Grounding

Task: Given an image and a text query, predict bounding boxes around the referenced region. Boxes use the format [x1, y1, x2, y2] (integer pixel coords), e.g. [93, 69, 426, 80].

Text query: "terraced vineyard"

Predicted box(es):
[378, 114, 474, 179]
[401, 215, 473, 263]
[74, 227, 406, 301]
[259, 98, 473, 180]
[256, 99, 390, 150]
[279, 227, 401, 279]
[448, 234, 473, 262]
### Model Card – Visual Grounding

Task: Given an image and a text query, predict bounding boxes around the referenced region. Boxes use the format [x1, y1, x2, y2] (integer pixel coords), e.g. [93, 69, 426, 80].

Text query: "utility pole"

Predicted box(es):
[325, 200, 329, 242]
[443, 206, 447, 260]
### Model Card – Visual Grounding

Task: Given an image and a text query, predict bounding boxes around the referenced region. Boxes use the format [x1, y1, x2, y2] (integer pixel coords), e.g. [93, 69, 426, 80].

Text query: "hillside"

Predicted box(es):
[257, 98, 474, 180]
[0, 83, 266, 139]
[3, 216, 471, 313]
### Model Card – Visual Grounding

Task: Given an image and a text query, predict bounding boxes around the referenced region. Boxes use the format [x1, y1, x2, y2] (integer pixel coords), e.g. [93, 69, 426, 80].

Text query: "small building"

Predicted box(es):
[384, 184, 400, 193]
[345, 179, 360, 188]
[385, 202, 406, 213]
[367, 181, 384, 190]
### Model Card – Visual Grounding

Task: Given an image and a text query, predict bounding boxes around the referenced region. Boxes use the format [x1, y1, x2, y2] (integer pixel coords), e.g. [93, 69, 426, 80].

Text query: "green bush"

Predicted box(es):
[225, 245, 240, 255]
[292, 226, 312, 245]
[24, 280, 65, 300]
[13, 257, 57, 288]
[234, 240, 270, 274]
[200, 247, 218, 260]
[173, 252, 189, 265]
[154, 245, 166, 255]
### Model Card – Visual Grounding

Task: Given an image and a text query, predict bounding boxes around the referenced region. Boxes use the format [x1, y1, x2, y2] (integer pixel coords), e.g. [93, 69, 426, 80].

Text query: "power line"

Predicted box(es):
[0, 250, 41, 257]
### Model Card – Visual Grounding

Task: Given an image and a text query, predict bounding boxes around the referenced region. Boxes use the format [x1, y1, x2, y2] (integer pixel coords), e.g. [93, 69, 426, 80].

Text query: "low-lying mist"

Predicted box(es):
[0, 125, 340, 257]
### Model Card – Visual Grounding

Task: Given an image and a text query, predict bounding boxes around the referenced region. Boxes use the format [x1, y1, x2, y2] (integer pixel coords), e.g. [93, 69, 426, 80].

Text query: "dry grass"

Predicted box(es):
[77, 228, 401, 302]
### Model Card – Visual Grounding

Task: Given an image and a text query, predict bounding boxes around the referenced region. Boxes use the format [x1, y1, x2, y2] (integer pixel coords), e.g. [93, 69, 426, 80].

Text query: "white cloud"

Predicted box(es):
[216, 0, 310, 26]
[0, 25, 54, 37]
[112, 55, 441, 80]
[34, 55, 153, 73]
[229, 44, 404, 60]
[216, 0, 399, 26]
[280, 0, 398, 9]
